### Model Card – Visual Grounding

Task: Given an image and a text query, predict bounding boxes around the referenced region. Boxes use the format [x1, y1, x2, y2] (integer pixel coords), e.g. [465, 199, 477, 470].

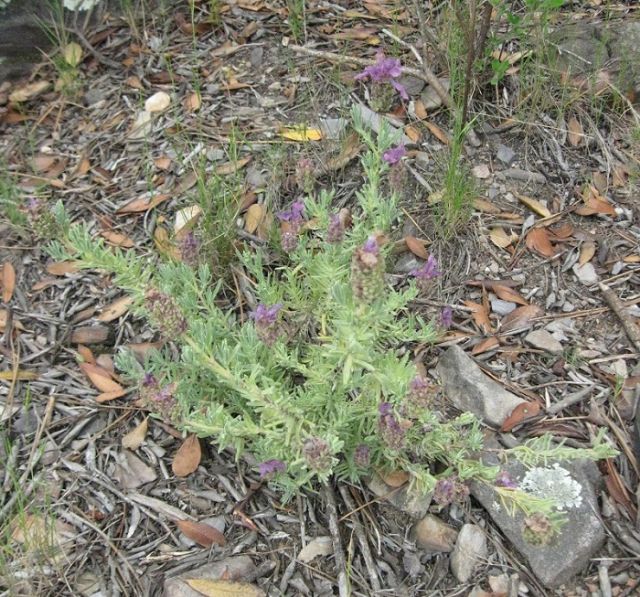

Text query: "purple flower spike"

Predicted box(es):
[410, 255, 441, 280]
[379, 402, 393, 416]
[383, 144, 406, 165]
[496, 470, 518, 489]
[355, 50, 408, 100]
[439, 306, 453, 329]
[363, 235, 379, 254]
[354, 444, 370, 468]
[259, 459, 286, 478]
[252, 303, 283, 325]
[142, 372, 157, 387]
[277, 200, 305, 223]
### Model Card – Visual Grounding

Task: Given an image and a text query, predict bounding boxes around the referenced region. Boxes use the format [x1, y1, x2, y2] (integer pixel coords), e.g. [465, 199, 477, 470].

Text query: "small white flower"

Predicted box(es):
[520, 463, 583, 510]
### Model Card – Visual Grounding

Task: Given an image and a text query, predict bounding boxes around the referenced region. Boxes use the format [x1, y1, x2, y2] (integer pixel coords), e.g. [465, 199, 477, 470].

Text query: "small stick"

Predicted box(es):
[546, 386, 597, 416]
[338, 485, 382, 593]
[599, 282, 640, 352]
[324, 482, 350, 597]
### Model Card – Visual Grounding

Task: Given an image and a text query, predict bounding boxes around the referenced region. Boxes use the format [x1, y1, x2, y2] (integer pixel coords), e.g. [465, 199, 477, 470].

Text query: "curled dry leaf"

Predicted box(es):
[175, 205, 203, 236]
[122, 417, 148, 450]
[297, 536, 333, 563]
[185, 579, 266, 597]
[184, 91, 201, 112]
[215, 157, 251, 176]
[499, 304, 543, 334]
[70, 325, 110, 345]
[245, 204, 265, 234]
[489, 226, 512, 250]
[100, 230, 135, 248]
[9, 80, 51, 103]
[575, 185, 616, 216]
[77, 344, 96, 364]
[463, 300, 492, 334]
[79, 362, 123, 394]
[501, 401, 541, 432]
[46, 261, 79, 276]
[567, 115, 584, 147]
[116, 193, 170, 214]
[525, 228, 556, 258]
[424, 121, 450, 145]
[172, 434, 201, 477]
[1, 262, 16, 303]
[404, 235, 429, 260]
[517, 194, 551, 218]
[493, 285, 528, 306]
[176, 519, 226, 547]
[473, 198, 501, 214]
[97, 296, 133, 322]
[471, 336, 500, 355]
[579, 241, 596, 266]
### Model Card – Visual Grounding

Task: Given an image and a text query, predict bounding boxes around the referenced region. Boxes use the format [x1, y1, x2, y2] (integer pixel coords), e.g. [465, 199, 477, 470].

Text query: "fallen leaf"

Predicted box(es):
[154, 156, 172, 170]
[98, 296, 133, 322]
[46, 261, 79, 276]
[113, 450, 157, 489]
[153, 227, 180, 260]
[501, 401, 541, 432]
[489, 226, 512, 249]
[185, 579, 266, 597]
[70, 325, 110, 344]
[404, 125, 421, 143]
[473, 199, 501, 214]
[424, 121, 450, 144]
[525, 228, 556, 258]
[215, 157, 251, 176]
[0, 370, 38, 381]
[145, 91, 171, 113]
[100, 230, 135, 248]
[579, 241, 596, 266]
[592, 171, 607, 193]
[126, 341, 165, 361]
[404, 236, 429, 260]
[96, 389, 127, 403]
[245, 204, 265, 234]
[122, 417, 148, 450]
[493, 285, 528, 305]
[184, 91, 201, 112]
[575, 185, 616, 216]
[414, 99, 428, 120]
[464, 300, 492, 334]
[499, 305, 543, 334]
[1, 262, 16, 303]
[174, 205, 203, 236]
[116, 193, 170, 214]
[279, 126, 323, 141]
[9, 80, 51, 103]
[63, 42, 83, 67]
[76, 345, 95, 364]
[172, 435, 201, 477]
[471, 336, 500, 355]
[80, 362, 123, 393]
[176, 519, 226, 547]
[517, 194, 551, 218]
[567, 116, 584, 147]
[298, 536, 333, 563]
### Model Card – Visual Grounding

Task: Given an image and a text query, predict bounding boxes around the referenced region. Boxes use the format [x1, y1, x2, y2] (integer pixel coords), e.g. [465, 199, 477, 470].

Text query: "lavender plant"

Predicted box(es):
[48, 109, 616, 518]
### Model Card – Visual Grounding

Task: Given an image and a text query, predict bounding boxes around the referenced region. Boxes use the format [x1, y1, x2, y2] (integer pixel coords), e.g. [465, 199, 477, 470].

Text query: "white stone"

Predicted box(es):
[450, 524, 487, 583]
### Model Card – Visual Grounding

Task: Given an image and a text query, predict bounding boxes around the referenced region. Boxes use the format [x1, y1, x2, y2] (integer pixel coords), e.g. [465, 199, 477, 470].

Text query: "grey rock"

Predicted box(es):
[496, 144, 516, 166]
[471, 459, 605, 588]
[398, 74, 425, 96]
[499, 168, 547, 185]
[491, 298, 516, 316]
[393, 253, 421, 274]
[450, 524, 487, 583]
[402, 550, 423, 577]
[367, 473, 432, 519]
[436, 345, 526, 427]
[573, 262, 599, 285]
[412, 514, 458, 552]
[420, 78, 450, 110]
[163, 556, 261, 597]
[524, 329, 563, 354]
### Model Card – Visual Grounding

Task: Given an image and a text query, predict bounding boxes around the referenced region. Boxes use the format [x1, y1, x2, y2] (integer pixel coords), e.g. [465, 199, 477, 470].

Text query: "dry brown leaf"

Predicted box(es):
[493, 285, 528, 306]
[517, 194, 551, 218]
[525, 228, 556, 258]
[154, 156, 172, 170]
[176, 519, 226, 547]
[322, 132, 362, 172]
[172, 435, 201, 477]
[547, 223, 574, 241]
[76, 345, 96, 364]
[424, 121, 450, 145]
[116, 193, 170, 214]
[499, 304, 543, 334]
[1, 262, 16, 303]
[414, 99, 428, 120]
[567, 116, 584, 147]
[501, 401, 541, 432]
[96, 389, 127, 403]
[9, 80, 51, 103]
[96, 354, 114, 373]
[612, 165, 628, 188]
[592, 171, 607, 193]
[404, 125, 421, 143]
[122, 418, 148, 450]
[404, 236, 429, 260]
[463, 300, 492, 334]
[623, 254, 640, 263]
[98, 296, 133, 322]
[473, 199, 501, 214]
[471, 336, 500, 355]
[215, 157, 251, 176]
[70, 325, 110, 344]
[255, 211, 273, 241]
[46, 261, 79, 276]
[245, 204, 265, 234]
[80, 362, 123, 393]
[153, 227, 181, 260]
[185, 579, 265, 597]
[579, 241, 596, 266]
[101, 230, 135, 248]
[489, 226, 512, 249]
[332, 26, 379, 40]
[184, 92, 201, 112]
[575, 195, 616, 216]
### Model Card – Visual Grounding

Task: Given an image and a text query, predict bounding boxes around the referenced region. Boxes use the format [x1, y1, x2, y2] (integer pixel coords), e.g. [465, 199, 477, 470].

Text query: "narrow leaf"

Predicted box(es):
[176, 519, 226, 547]
[172, 435, 201, 477]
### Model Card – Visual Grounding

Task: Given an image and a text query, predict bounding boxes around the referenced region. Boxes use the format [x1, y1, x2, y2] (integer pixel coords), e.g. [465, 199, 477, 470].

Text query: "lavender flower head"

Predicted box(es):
[433, 476, 470, 506]
[142, 372, 158, 387]
[363, 235, 380, 254]
[326, 213, 345, 244]
[410, 255, 441, 280]
[353, 444, 370, 468]
[251, 303, 284, 346]
[259, 459, 286, 478]
[277, 200, 305, 223]
[495, 470, 518, 489]
[145, 290, 188, 338]
[179, 231, 200, 266]
[355, 50, 409, 100]
[277, 200, 305, 253]
[378, 402, 406, 450]
[383, 144, 406, 165]
[302, 437, 332, 471]
[351, 234, 385, 303]
[439, 306, 453, 329]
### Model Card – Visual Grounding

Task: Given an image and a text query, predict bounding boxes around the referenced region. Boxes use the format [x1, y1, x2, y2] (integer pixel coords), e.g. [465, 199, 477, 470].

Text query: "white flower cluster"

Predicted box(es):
[521, 463, 583, 510]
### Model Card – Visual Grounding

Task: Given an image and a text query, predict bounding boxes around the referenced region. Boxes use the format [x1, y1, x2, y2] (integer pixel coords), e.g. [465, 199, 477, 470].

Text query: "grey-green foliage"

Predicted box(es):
[50, 109, 616, 505]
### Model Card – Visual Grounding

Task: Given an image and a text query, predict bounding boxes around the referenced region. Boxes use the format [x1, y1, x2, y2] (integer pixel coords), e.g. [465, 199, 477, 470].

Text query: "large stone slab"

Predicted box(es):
[436, 345, 525, 427]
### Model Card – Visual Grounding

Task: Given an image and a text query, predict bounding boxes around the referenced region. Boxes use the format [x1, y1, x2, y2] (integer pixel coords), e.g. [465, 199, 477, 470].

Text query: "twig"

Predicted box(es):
[599, 283, 640, 352]
[338, 485, 382, 593]
[323, 482, 350, 597]
[545, 385, 597, 416]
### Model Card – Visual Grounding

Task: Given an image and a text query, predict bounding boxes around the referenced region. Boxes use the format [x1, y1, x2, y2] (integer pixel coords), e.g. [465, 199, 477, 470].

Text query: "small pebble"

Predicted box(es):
[496, 144, 516, 166]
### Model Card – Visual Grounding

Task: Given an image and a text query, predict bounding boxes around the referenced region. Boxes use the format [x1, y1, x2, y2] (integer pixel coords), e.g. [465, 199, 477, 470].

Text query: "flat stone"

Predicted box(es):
[436, 345, 526, 427]
[572, 262, 599, 285]
[524, 329, 563, 354]
[412, 514, 458, 552]
[496, 144, 516, 166]
[471, 459, 605, 588]
[420, 78, 450, 110]
[398, 74, 425, 96]
[393, 253, 421, 274]
[491, 299, 516, 316]
[450, 524, 487, 583]
[472, 164, 491, 179]
[367, 472, 432, 519]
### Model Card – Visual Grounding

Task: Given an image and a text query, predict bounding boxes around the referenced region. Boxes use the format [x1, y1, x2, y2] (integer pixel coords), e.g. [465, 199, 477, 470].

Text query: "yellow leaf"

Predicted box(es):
[279, 126, 323, 142]
[579, 241, 596, 266]
[517, 194, 551, 218]
[245, 204, 265, 234]
[63, 42, 83, 67]
[185, 579, 266, 597]
[0, 370, 38, 381]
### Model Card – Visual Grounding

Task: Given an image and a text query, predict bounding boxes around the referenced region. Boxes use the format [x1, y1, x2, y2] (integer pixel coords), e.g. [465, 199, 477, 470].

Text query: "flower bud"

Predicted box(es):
[251, 303, 283, 346]
[302, 437, 332, 471]
[145, 290, 188, 338]
[378, 402, 405, 450]
[351, 235, 385, 303]
[353, 444, 370, 468]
